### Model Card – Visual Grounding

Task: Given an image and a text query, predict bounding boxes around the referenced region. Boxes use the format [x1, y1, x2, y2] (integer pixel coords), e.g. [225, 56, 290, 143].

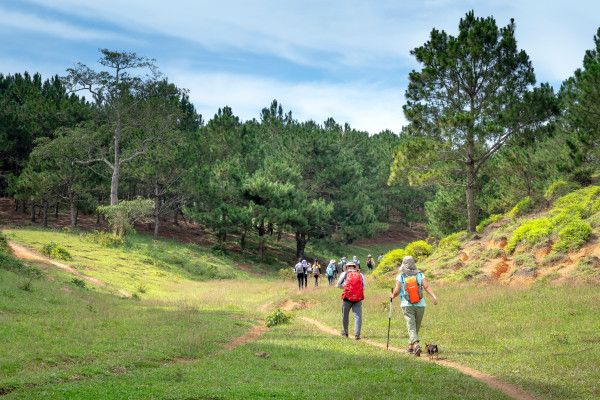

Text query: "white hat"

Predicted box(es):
[330, 259, 336, 264]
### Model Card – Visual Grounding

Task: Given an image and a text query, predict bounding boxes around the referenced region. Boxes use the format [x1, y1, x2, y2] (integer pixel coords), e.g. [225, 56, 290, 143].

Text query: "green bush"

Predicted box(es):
[476, 214, 503, 233]
[550, 185, 600, 221]
[0, 252, 28, 274]
[405, 240, 433, 261]
[40, 241, 73, 261]
[506, 218, 552, 253]
[554, 220, 593, 253]
[542, 251, 568, 266]
[81, 230, 126, 247]
[544, 180, 579, 205]
[446, 264, 482, 282]
[437, 231, 466, 255]
[278, 268, 294, 281]
[373, 249, 405, 281]
[506, 197, 535, 218]
[571, 255, 600, 281]
[0, 231, 12, 254]
[265, 308, 292, 327]
[482, 248, 504, 260]
[71, 278, 87, 288]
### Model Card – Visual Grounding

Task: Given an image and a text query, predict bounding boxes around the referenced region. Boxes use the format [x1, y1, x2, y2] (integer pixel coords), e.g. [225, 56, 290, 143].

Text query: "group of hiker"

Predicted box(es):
[293, 253, 383, 290]
[293, 254, 438, 355]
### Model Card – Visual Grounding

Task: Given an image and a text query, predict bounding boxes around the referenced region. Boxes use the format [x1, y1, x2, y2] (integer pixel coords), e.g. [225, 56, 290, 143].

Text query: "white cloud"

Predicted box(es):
[166, 68, 407, 134]
[0, 6, 123, 41]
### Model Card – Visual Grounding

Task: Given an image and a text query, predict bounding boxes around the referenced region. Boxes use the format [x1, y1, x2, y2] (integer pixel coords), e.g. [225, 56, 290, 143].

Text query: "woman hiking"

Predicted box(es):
[390, 256, 438, 356]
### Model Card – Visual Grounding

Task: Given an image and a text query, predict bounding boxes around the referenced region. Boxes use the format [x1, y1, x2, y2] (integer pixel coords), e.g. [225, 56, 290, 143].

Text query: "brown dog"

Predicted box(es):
[425, 344, 439, 360]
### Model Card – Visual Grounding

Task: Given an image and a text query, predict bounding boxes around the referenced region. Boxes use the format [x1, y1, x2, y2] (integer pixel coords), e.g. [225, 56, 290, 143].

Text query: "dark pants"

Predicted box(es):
[297, 273, 304, 289]
[304, 273, 308, 286]
[328, 275, 334, 285]
[314, 275, 319, 286]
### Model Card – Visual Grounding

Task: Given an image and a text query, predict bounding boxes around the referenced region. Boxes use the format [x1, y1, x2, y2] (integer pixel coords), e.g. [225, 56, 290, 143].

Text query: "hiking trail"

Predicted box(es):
[301, 317, 541, 400]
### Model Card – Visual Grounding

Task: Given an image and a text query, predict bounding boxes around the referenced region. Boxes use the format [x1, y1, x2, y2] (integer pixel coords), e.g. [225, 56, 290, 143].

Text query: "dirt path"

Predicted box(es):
[8, 241, 131, 297]
[301, 317, 541, 400]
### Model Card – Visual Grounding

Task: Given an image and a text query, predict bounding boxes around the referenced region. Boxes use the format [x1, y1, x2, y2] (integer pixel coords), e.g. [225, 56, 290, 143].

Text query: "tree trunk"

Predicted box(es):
[466, 161, 477, 233]
[14, 199, 18, 212]
[21, 199, 27, 214]
[154, 182, 160, 240]
[42, 202, 48, 228]
[258, 220, 266, 262]
[110, 120, 122, 206]
[295, 230, 307, 259]
[69, 192, 77, 229]
[174, 205, 179, 225]
[30, 200, 36, 222]
[75, 208, 79, 226]
[55, 201, 59, 219]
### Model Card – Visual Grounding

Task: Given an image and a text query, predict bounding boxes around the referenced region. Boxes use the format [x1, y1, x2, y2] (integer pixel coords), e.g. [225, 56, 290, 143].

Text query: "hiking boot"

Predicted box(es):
[340, 330, 348, 337]
[414, 344, 422, 357]
[355, 335, 361, 340]
[406, 346, 413, 354]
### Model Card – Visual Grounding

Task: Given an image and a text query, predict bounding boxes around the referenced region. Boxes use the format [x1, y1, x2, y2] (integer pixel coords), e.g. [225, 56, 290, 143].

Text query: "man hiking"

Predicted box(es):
[294, 258, 305, 290]
[337, 261, 366, 340]
[326, 259, 336, 286]
[366, 254, 375, 272]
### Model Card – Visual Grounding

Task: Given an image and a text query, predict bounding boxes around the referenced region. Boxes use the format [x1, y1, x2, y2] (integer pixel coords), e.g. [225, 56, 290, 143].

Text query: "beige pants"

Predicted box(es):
[401, 305, 425, 345]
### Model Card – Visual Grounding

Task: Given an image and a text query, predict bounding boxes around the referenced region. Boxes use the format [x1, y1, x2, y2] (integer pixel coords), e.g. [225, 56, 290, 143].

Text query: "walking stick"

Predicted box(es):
[386, 288, 393, 350]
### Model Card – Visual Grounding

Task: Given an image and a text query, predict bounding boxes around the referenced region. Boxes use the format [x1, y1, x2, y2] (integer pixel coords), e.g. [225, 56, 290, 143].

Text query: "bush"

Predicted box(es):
[506, 197, 536, 218]
[0, 252, 28, 274]
[372, 249, 405, 281]
[476, 214, 503, 233]
[446, 264, 482, 282]
[265, 308, 292, 327]
[513, 253, 537, 268]
[554, 220, 593, 253]
[405, 240, 433, 261]
[0, 231, 12, 255]
[482, 248, 504, 260]
[551, 186, 600, 221]
[81, 230, 126, 247]
[71, 278, 87, 288]
[571, 255, 600, 282]
[437, 231, 466, 255]
[544, 180, 579, 205]
[40, 241, 72, 261]
[97, 197, 153, 237]
[506, 218, 552, 253]
[278, 268, 294, 281]
[542, 251, 568, 267]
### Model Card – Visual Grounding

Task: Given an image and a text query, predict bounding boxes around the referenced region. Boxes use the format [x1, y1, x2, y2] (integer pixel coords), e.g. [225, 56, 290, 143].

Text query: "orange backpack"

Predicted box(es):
[401, 274, 423, 303]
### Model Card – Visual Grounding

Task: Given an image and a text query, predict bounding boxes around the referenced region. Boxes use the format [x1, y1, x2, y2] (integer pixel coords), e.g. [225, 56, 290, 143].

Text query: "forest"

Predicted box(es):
[1, 14, 599, 261]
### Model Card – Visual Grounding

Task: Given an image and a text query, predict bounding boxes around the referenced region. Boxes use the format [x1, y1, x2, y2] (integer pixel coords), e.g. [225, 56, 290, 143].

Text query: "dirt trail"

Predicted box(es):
[8, 241, 131, 297]
[301, 317, 541, 400]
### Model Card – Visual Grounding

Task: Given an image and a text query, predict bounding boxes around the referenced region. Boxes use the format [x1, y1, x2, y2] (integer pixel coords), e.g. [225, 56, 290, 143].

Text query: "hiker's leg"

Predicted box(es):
[341, 300, 351, 335]
[401, 306, 419, 345]
[297, 273, 303, 289]
[352, 301, 363, 337]
[414, 306, 425, 335]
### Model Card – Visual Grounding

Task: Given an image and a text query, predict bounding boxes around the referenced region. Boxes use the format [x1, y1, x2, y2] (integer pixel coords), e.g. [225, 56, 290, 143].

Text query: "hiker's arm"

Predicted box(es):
[390, 281, 402, 299]
[422, 278, 438, 305]
[336, 272, 346, 289]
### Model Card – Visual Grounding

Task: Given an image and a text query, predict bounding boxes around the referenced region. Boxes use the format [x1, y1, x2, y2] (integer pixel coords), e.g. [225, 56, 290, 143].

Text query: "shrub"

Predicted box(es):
[446, 264, 482, 282]
[97, 197, 153, 237]
[482, 248, 504, 260]
[571, 255, 600, 282]
[554, 220, 592, 253]
[437, 231, 466, 255]
[506, 197, 535, 218]
[542, 251, 568, 266]
[506, 218, 552, 253]
[533, 272, 561, 286]
[0, 252, 27, 274]
[551, 186, 600, 221]
[136, 283, 149, 294]
[544, 180, 579, 205]
[278, 268, 294, 281]
[373, 249, 405, 280]
[265, 308, 292, 327]
[80, 230, 126, 247]
[40, 241, 72, 261]
[71, 278, 87, 288]
[0, 231, 12, 255]
[405, 240, 433, 261]
[476, 214, 503, 233]
[513, 253, 537, 267]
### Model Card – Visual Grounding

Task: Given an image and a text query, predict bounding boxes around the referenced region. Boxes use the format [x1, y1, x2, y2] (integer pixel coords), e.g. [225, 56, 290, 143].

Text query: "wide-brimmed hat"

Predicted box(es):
[400, 256, 419, 276]
[330, 259, 336, 264]
[346, 261, 358, 268]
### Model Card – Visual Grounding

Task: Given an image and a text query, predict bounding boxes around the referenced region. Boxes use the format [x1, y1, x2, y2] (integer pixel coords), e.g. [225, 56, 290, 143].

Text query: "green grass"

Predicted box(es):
[3, 227, 599, 399]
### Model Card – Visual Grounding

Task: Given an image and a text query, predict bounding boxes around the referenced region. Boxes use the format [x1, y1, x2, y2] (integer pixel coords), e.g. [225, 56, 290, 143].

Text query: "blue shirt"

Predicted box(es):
[396, 272, 426, 307]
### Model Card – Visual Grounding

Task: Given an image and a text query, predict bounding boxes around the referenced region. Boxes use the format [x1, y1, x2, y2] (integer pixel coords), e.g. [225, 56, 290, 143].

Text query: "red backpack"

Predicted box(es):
[342, 271, 364, 301]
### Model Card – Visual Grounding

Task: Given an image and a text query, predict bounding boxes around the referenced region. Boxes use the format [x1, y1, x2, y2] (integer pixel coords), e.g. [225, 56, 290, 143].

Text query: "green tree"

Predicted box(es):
[391, 11, 558, 232]
[62, 49, 163, 206]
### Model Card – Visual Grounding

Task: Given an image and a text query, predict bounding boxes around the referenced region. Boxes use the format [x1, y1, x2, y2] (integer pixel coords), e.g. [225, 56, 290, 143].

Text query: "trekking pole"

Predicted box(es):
[386, 288, 393, 350]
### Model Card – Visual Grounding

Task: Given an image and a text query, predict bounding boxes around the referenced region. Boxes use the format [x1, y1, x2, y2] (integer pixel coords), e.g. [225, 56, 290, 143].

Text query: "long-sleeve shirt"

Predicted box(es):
[336, 270, 366, 290]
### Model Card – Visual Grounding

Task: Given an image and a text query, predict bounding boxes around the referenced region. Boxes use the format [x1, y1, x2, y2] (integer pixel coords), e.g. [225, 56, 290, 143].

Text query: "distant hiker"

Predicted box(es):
[294, 258, 305, 290]
[302, 259, 309, 287]
[390, 256, 438, 356]
[366, 254, 375, 272]
[312, 259, 321, 287]
[340, 257, 347, 272]
[326, 260, 335, 286]
[337, 261, 366, 340]
[378, 253, 384, 266]
[352, 256, 361, 270]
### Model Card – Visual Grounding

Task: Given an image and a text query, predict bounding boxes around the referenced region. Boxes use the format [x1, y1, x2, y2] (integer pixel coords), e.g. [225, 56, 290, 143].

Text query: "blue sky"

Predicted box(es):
[1, 0, 599, 134]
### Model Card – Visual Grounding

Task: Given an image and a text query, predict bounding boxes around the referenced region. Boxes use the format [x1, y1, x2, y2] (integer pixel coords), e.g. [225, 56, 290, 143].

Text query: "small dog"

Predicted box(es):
[425, 344, 439, 360]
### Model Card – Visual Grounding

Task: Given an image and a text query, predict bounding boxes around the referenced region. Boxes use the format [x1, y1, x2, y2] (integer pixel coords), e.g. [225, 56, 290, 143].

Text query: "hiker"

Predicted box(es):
[339, 256, 347, 272]
[390, 256, 438, 356]
[326, 259, 335, 286]
[302, 259, 309, 287]
[337, 261, 366, 340]
[366, 254, 375, 272]
[294, 258, 305, 290]
[333, 259, 339, 279]
[312, 259, 321, 287]
[378, 253, 384, 266]
[352, 256, 361, 270]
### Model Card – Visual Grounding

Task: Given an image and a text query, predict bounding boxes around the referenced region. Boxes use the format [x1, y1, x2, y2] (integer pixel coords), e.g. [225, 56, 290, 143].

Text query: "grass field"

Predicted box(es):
[1, 227, 599, 399]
